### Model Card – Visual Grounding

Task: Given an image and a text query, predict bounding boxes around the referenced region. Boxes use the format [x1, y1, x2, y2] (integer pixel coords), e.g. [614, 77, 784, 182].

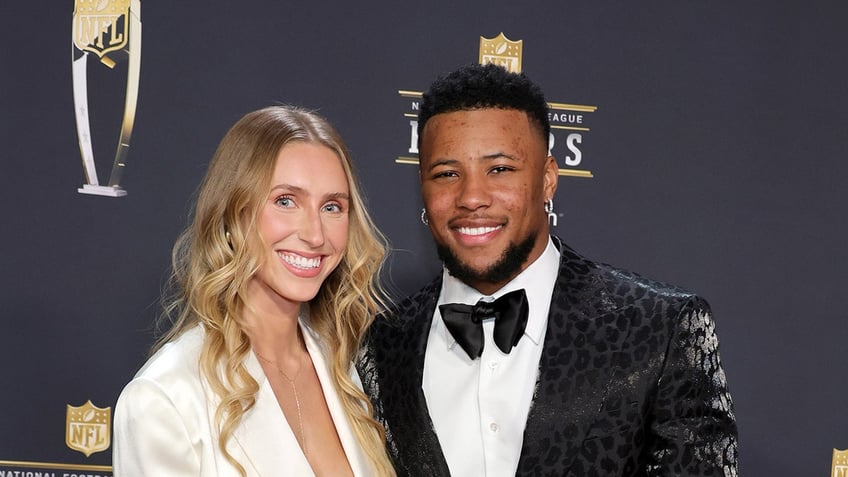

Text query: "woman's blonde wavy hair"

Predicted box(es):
[154, 105, 395, 476]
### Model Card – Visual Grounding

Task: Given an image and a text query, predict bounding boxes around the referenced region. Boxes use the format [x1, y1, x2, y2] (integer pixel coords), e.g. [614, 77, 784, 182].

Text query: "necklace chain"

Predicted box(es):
[256, 352, 307, 456]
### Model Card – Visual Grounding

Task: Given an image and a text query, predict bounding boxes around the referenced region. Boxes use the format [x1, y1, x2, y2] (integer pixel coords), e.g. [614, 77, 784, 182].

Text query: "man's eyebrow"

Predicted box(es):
[426, 153, 518, 172]
[426, 158, 459, 172]
[481, 152, 519, 161]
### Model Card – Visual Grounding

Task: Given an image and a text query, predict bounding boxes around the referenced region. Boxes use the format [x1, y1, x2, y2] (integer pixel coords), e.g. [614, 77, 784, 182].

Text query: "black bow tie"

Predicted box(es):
[439, 288, 529, 359]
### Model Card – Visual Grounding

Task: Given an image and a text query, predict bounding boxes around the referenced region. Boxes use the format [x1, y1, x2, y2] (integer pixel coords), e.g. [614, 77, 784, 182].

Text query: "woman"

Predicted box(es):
[113, 106, 395, 476]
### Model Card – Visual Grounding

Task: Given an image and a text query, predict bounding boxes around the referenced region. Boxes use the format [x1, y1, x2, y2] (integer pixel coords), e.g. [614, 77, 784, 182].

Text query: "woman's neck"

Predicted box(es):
[242, 281, 307, 362]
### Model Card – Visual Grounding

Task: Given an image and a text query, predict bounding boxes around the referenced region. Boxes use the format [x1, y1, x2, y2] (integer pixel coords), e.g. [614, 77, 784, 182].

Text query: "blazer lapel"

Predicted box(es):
[301, 325, 372, 477]
[517, 239, 634, 475]
[230, 351, 314, 476]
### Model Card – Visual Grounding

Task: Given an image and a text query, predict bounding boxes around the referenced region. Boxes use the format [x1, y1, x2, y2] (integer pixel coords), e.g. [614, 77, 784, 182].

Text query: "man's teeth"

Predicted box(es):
[458, 226, 500, 236]
[280, 253, 321, 269]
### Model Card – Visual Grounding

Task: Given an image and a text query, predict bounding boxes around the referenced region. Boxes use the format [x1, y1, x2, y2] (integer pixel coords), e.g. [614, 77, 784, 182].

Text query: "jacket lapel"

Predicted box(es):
[368, 277, 452, 476]
[230, 322, 370, 476]
[230, 350, 313, 476]
[517, 238, 634, 475]
[302, 325, 372, 477]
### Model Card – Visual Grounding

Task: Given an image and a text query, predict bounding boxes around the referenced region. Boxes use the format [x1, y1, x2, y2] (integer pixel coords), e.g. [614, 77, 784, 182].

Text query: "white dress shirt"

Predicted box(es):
[423, 237, 560, 477]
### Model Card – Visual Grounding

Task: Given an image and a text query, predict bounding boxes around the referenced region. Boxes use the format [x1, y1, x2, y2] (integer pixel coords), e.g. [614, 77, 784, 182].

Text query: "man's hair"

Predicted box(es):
[417, 63, 550, 147]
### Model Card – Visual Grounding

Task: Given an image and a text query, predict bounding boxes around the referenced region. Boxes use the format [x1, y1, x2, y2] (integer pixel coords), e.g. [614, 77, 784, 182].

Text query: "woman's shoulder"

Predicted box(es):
[119, 326, 207, 405]
[113, 326, 211, 470]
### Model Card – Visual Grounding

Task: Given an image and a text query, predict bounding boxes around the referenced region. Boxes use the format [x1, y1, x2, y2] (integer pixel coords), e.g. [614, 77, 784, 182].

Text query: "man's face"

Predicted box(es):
[419, 108, 558, 295]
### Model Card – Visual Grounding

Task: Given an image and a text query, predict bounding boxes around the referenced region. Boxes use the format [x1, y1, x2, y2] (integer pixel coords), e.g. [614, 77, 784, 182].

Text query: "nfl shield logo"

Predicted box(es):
[66, 400, 111, 457]
[479, 32, 523, 73]
[835, 449, 848, 477]
[72, 0, 131, 58]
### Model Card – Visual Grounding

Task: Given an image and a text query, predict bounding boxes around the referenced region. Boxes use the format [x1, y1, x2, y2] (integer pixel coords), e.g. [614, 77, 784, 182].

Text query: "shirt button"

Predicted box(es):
[489, 422, 499, 432]
[489, 361, 499, 370]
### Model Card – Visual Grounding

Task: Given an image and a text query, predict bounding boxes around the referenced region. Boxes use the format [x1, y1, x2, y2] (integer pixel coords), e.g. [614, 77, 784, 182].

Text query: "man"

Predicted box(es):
[358, 64, 738, 476]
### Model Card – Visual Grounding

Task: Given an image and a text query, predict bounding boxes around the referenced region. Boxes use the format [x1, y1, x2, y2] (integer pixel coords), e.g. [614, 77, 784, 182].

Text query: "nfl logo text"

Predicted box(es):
[66, 401, 111, 457]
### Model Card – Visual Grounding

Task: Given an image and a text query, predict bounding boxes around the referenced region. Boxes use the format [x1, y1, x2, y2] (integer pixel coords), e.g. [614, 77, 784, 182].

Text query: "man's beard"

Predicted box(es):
[436, 232, 538, 288]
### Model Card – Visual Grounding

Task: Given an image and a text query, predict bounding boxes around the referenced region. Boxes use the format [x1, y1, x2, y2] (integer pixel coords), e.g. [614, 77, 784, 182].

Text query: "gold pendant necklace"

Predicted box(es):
[256, 352, 307, 456]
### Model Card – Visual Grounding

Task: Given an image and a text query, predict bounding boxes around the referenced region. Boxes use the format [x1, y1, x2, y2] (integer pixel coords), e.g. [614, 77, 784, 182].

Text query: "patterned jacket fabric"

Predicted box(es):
[357, 237, 738, 476]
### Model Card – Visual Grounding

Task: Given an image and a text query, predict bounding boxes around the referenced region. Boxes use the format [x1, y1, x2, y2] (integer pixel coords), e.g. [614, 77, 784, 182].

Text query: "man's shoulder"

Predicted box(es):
[598, 262, 696, 299]
[382, 275, 442, 321]
[358, 277, 440, 375]
[601, 262, 711, 316]
[557, 238, 705, 309]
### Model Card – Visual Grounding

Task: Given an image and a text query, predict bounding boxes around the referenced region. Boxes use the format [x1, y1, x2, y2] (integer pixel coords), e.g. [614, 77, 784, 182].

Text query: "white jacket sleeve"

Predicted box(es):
[113, 377, 202, 476]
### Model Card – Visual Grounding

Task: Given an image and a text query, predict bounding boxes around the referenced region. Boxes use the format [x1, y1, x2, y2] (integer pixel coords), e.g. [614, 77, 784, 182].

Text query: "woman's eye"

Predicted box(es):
[275, 196, 295, 208]
[323, 202, 343, 213]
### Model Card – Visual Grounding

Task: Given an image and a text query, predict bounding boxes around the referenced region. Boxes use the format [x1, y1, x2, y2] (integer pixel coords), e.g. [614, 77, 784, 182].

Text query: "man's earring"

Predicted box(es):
[420, 208, 429, 226]
[545, 199, 557, 227]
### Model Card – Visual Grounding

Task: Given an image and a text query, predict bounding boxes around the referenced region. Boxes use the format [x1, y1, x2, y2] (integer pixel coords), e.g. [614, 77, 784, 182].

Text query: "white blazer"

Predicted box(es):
[113, 323, 374, 476]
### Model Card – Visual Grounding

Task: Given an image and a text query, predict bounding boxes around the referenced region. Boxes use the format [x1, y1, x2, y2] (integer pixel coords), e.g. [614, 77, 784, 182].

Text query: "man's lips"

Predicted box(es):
[448, 218, 505, 244]
[455, 225, 503, 236]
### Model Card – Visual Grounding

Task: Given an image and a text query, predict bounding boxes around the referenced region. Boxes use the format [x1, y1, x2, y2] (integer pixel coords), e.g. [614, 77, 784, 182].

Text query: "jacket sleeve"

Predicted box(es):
[646, 296, 739, 476]
[113, 377, 202, 476]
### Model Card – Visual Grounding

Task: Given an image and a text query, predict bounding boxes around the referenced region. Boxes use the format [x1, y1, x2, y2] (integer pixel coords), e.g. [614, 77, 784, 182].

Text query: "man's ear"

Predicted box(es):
[543, 155, 559, 198]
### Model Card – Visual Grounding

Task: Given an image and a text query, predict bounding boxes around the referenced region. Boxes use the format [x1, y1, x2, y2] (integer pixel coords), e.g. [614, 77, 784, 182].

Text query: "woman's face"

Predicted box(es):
[247, 141, 350, 311]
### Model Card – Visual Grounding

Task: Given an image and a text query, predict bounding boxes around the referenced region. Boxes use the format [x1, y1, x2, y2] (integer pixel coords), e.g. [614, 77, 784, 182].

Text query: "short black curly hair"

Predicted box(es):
[417, 63, 550, 149]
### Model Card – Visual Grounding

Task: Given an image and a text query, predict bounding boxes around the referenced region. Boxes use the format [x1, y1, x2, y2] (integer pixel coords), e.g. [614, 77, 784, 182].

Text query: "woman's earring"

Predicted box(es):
[225, 230, 234, 250]
[545, 199, 557, 227]
[420, 208, 429, 226]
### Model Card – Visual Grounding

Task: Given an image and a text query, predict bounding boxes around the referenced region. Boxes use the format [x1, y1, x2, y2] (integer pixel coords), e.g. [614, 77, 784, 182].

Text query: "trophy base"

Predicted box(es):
[77, 184, 128, 197]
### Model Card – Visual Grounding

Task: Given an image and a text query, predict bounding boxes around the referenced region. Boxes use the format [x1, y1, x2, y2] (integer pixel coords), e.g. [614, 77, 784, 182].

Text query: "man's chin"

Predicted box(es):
[435, 233, 537, 288]
[447, 261, 493, 281]
[436, 244, 483, 279]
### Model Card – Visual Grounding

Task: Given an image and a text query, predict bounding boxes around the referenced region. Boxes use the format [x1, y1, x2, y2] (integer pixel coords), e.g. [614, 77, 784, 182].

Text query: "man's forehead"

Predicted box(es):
[421, 109, 539, 150]
[423, 108, 531, 133]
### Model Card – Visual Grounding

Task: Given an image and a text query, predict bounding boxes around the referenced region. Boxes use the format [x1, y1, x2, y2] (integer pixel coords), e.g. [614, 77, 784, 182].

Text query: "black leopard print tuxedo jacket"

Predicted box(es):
[357, 237, 738, 476]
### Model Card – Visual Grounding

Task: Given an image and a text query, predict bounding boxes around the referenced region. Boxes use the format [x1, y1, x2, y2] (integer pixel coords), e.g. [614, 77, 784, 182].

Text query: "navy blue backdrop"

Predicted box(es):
[1, 2, 846, 476]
